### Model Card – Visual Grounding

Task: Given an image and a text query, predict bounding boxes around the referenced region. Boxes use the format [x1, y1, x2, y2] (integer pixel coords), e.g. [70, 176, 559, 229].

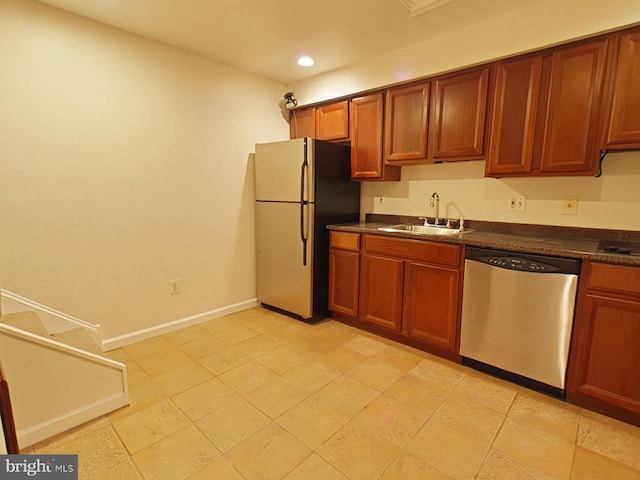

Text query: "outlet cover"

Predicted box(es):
[508, 195, 526, 212]
[561, 197, 578, 215]
[169, 279, 181, 295]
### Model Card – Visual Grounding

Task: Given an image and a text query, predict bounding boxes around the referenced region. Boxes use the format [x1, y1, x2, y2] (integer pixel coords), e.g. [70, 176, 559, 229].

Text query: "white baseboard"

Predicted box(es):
[0, 290, 101, 341]
[102, 298, 259, 350]
[17, 392, 128, 448]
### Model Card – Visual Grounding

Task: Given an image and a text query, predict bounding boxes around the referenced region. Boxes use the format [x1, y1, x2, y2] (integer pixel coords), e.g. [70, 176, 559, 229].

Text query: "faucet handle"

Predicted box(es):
[418, 217, 430, 226]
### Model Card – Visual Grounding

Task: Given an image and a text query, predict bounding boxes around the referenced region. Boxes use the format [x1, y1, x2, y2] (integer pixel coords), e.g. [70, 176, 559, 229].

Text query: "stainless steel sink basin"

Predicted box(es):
[378, 224, 471, 236]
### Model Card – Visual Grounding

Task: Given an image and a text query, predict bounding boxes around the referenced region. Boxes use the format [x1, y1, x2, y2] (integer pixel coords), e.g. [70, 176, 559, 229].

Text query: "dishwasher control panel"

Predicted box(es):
[484, 257, 557, 272]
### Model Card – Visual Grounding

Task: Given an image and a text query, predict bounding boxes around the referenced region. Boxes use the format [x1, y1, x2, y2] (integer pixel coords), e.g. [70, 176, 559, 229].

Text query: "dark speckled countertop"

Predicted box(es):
[327, 214, 640, 267]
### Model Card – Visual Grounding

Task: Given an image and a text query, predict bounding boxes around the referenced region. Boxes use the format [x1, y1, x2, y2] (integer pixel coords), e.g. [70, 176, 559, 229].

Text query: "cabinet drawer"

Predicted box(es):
[363, 234, 461, 267]
[330, 231, 360, 251]
[586, 262, 640, 296]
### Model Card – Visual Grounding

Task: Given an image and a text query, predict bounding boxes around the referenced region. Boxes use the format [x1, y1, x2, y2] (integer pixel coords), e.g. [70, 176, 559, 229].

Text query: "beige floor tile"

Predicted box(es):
[373, 345, 424, 372]
[430, 393, 505, 444]
[407, 357, 466, 392]
[256, 345, 309, 373]
[312, 375, 380, 416]
[123, 336, 174, 359]
[283, 359, 341, 392]
[476, 449, 557, 479]
[406, 419, 489, 479]
[243, 375, 310, 418]
[317, 422, 402, 480]
[107, 377, 167, 422]
[343, 334, 388, 356]
[493, 417, 575, 479]
[314, 346, 367, 373]
[577, 412, 640, 470]
[225, 423, 311, 480]
[277, 396, 350, 449]
[172, 377, 240, 421]
[208, 323, 260, 345]
[48, 425, 129, 480]
[508, 388, 581, 442]
[383, 373, 449, 415]
[87, 458, 143, 480]
[571, 446, 640, 479]
[195, 397, 270, 452]
[34, 416, 110, 452]
[351, 394, 429, 448]
[218, 360, 281, 395]
[123, 360, 150, 386]
[187, 456, 245, 480]
[289, 332, 338, 357]
[283, 453, 348, 480]
[199, 315, 241, 333]
[346, 356, 405, 391]
[176, 335, 227, 359]
[133, 425, 220, 480]
[151, 361, 212, 396]
[264, 322, 315, 343]
[232, 310, 292, 333]
[235, 333, 283, 358]
[134, 345, 193, 376]
[379, 453, 455, 480]
[104, 348, 131, 363]
[452, 373, 518, 414]
[163, 324, 210, 346]
[197, 345, 251, 375]
[112, 399, 191, 454]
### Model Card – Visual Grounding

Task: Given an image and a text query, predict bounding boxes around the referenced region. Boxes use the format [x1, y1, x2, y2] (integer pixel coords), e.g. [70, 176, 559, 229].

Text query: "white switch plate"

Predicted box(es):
[561, 197, 578, 215]
[508, 195, 526, 212]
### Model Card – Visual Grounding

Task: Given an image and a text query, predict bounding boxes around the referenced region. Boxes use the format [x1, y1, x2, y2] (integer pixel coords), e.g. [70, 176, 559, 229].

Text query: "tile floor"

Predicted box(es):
[25, 307, 640, 480]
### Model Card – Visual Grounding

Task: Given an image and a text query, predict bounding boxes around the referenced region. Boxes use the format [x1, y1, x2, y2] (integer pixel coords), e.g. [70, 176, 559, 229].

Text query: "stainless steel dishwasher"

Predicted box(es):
[460, 246, 581, 398]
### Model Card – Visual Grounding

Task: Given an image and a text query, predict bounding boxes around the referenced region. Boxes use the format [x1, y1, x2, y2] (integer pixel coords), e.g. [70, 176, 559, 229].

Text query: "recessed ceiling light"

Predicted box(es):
[297, 56, 315, 67]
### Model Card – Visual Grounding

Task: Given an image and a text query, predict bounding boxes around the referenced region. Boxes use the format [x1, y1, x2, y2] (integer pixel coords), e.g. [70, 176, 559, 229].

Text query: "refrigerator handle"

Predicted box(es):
[300, 160, 308, 267]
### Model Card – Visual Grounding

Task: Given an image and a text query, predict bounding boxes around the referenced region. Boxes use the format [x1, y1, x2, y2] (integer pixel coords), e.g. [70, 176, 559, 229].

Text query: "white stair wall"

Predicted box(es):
[0, 324, 128, 448]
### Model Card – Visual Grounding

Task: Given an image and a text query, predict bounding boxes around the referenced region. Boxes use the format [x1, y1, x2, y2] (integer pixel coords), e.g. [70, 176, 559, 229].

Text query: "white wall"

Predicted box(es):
[290, 0, 640, 231]
[0, 0, 290, 339]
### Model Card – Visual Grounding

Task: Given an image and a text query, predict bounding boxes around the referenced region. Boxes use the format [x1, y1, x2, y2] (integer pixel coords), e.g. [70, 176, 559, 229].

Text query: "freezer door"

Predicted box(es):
[255, 138, 315, 202]
[255, 201, 314, 318]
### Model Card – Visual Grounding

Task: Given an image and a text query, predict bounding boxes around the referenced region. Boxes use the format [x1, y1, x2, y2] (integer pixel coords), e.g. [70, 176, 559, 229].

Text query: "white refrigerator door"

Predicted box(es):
[255, 201, 315, 318]
[255, 138, 315, 202]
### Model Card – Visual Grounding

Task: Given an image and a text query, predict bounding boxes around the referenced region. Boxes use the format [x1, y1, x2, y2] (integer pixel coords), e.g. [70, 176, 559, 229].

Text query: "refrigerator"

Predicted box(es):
[255, 138, 360, 322]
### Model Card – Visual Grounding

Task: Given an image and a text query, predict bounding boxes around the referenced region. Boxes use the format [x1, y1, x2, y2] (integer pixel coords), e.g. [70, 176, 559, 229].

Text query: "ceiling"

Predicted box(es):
[35, 0, 529, 84]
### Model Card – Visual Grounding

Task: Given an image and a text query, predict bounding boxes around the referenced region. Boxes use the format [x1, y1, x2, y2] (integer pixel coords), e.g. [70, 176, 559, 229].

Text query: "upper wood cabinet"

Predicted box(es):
[350, 94, 401, 181]
[316, 101, 349, 141]
[607, 28, 640, 149]
[385, 82, 430, 163]
[486, 36, 613, 177]
[430, 67, 490, 161]
[289, 107, 315, 139]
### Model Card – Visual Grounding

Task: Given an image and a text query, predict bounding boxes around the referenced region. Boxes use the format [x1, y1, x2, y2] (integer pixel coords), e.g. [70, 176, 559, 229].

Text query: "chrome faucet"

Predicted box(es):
[430, 192, 440, 225]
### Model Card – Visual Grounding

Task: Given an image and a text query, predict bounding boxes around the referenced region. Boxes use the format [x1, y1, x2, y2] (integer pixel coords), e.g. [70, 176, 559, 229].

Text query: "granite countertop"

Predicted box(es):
[328, 214, 640, 267]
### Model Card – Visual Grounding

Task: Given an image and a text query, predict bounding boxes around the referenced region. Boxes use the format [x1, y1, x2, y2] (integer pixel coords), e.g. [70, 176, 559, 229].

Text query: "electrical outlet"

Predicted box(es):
[561, 197, 579, 215]
[169, 279, 181, 295]
[508, 195, 526, 212]
[374, 196, 386, 206]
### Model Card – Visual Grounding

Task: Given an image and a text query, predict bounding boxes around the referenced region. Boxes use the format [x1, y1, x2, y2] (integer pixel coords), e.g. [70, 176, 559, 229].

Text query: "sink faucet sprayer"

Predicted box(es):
[430, 192, 440, 225]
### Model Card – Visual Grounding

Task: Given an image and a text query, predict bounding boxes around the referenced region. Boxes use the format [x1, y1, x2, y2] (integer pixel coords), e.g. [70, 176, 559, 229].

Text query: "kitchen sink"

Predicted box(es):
[377, 224, 471, 236]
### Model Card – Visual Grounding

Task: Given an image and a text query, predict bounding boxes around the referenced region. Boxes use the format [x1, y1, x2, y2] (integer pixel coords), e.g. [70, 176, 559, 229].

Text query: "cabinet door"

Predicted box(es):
[486, 56, 542, 176]
[316, 101, 349, 141]
[607, 29, 640, 148]
[403, 261, 460, 355]
[385, 83, 430, 163]
[430, 67, 489, 161]
[350, 94, 400, 181]
[359, 254, 404, 331]
[328, 249, 359, 318]
[540, 38, 611, 174]
[290, 108, 315, 139]
[567, 293, 640, 425]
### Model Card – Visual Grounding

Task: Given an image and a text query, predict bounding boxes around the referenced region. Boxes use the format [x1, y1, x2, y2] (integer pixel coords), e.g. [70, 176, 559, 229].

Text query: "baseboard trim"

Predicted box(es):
[102, 298, 259, 350]
[17, 392, 128, 448]
[0, 290, 101, 340]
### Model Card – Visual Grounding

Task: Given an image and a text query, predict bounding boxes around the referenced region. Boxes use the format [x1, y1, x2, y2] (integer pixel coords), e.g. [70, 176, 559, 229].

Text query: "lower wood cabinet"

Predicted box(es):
[567, 262, 640, 427]
[328, 231, 464, 361]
